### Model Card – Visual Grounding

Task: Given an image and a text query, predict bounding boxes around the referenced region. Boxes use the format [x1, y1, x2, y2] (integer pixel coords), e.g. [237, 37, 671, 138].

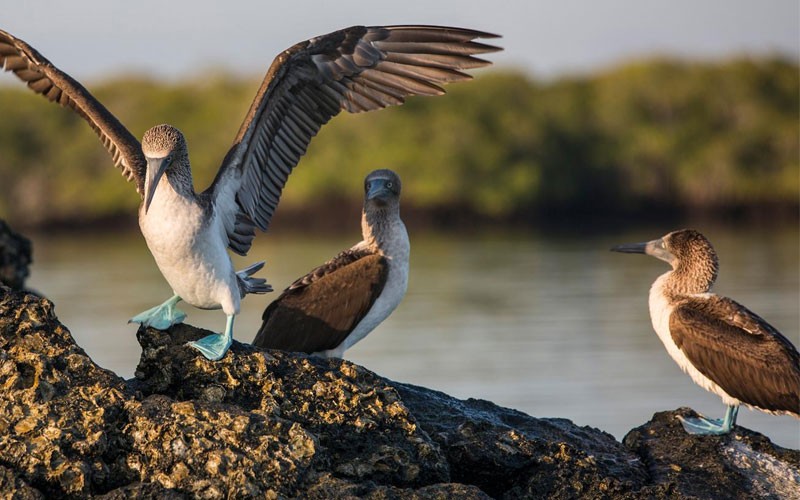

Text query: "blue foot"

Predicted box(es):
[129, 295, 186, 330]
[187, 314, 234, 361]
[677, 405, 739, 435]
[188, 333, 232, 361]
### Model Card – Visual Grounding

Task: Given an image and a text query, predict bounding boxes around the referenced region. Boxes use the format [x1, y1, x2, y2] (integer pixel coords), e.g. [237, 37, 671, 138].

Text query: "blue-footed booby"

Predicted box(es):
[0, 26, 499, 361]
[253, 169, 408, 358]
[612, 229, 800, 435]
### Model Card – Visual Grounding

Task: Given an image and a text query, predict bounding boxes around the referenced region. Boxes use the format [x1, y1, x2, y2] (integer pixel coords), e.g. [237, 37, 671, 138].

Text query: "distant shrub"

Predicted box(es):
[0, 57, 797, 226]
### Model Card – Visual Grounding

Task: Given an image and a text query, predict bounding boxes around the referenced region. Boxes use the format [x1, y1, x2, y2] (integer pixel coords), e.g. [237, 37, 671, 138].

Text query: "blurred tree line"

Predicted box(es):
[0, 56, 797, 228]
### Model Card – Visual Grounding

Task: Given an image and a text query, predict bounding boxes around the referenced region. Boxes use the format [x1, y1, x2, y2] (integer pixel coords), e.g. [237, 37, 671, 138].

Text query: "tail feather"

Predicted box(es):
[237, 261, 272, 296]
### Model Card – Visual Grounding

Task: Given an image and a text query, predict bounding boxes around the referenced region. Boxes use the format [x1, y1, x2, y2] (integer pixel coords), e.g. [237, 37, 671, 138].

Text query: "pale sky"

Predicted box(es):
[2, 1, 798, 82]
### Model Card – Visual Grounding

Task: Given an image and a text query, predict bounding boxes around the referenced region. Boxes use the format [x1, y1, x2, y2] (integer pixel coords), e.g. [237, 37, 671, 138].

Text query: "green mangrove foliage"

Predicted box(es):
[0, 57, 797, 226]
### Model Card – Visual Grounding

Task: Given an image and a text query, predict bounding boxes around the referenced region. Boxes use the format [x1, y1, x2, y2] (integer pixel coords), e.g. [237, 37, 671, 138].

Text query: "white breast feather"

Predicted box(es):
[649, 273, 741, 406]
[139, 181, 239, 314]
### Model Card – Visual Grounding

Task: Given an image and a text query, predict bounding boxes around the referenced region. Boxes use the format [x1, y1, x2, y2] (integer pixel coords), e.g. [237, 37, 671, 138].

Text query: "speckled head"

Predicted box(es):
[142, 124, 187, 159]
[141, 124, 191, 212]
[661, 229, 718, 282]
[612, 228, 719, 294]
[364, 169, 401, 208]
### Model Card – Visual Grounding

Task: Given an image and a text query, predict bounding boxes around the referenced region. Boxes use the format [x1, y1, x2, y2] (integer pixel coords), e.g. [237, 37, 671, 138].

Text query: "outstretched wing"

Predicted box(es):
[252, 248, 388, 353]
[208, 25, 500, 255]
[670, 295, 800, 415]
[0, 29, 146, 195]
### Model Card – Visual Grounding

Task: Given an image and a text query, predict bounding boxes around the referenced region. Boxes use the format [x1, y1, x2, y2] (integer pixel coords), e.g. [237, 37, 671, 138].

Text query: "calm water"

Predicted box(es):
[26, 224, 800, 449]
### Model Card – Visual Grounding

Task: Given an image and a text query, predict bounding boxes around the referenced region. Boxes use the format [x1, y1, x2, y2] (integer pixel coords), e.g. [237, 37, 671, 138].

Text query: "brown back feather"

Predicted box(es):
[253, 251, 388, 353]
[670, 296, 800, 415]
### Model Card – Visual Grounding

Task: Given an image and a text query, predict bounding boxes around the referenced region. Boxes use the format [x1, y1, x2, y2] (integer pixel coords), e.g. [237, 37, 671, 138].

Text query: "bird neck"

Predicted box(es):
[164, 163, 196, 200]
[662, 253, 718, 298]
[361, 205, 400, 250]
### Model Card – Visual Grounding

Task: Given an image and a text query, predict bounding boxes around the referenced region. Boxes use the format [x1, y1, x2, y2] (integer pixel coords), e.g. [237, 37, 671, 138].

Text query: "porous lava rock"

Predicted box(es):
[1, 288, 798, 499]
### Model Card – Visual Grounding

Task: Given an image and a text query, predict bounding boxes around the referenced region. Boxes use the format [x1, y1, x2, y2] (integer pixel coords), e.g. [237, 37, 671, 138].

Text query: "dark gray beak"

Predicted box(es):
[610, 241, 649, 254]
[612, 237, 675, 265]
[366, 179, 392, 201]
[145, 157, 169, 213]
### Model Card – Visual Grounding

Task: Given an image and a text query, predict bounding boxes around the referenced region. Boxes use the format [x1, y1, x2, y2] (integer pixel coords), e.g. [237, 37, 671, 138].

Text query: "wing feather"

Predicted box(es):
[670, 296, 800, 415]
[207, 25, 500, 254]
[384, 51, 491, 70]
[252, 249, 389, 353]
[375, 60, 471, 83]
[0, 29, 146, 195]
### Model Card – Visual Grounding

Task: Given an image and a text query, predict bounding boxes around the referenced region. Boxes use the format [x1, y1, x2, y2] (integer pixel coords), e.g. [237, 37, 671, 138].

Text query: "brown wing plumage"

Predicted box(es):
[209, 25, 500, 254]
[670, 296, 800, 415]
[0, 29, 146, 194]
[253, 249, 389, 353]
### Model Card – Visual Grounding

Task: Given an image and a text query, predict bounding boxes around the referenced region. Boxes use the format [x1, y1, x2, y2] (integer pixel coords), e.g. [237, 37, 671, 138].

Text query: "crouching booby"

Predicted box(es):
[253, 169, 408, 358]
[612, 229, 800, 435]
[0, 26, 498, 361]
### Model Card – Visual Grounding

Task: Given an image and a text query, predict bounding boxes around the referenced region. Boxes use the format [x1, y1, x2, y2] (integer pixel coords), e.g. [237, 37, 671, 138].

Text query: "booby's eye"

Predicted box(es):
[386, 181, 393, 189]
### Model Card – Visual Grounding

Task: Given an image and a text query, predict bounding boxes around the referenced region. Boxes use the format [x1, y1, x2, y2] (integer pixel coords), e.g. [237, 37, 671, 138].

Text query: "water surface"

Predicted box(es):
[26, 224, 800, 448]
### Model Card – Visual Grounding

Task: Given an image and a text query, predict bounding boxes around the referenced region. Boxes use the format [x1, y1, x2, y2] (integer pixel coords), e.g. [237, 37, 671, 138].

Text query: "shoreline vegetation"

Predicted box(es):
[1, 56, 797, 230]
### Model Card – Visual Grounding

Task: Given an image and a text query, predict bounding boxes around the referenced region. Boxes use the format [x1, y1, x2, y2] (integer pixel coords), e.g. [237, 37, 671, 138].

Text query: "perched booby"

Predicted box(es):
[253, 169, 408, 358]
[612, 229, 800, 435]
[0, 26, 499, 360]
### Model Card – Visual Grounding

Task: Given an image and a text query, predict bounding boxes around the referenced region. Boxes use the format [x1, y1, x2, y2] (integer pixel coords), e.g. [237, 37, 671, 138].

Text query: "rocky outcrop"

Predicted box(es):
[0, 220, 31, 290]
[0, 288, 798, 499]
[624, 409, 800, 499]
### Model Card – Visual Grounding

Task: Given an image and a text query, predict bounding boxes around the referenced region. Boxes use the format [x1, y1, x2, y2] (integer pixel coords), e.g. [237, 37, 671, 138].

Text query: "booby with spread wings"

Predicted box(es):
[0, 26, 499, 360]
[612, 229, 800, 434]
[253, 169, 407, 358]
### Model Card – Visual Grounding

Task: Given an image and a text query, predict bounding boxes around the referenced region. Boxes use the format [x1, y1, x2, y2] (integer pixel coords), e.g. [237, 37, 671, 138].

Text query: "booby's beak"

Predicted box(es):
[366, 179, 392, 202]
[610, 241, 649, 254]
[144, 157, 169, 213]
[611, 238, 674, 264]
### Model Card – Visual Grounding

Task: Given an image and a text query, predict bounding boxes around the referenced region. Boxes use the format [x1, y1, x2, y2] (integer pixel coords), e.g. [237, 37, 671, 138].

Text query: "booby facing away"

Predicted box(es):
[0, 26, 499, 361]
[253, 169, 408, 358]
[612, 229, 800, 435]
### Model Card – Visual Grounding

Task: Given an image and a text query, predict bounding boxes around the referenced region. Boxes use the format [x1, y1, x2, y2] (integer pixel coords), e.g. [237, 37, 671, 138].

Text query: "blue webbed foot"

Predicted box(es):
[187, 314, 235, 361]
[677, 405, 738, 435]
[188, 333, 232, 361]
[129, 295, 186, 330]
[677, 415, 728, 435]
